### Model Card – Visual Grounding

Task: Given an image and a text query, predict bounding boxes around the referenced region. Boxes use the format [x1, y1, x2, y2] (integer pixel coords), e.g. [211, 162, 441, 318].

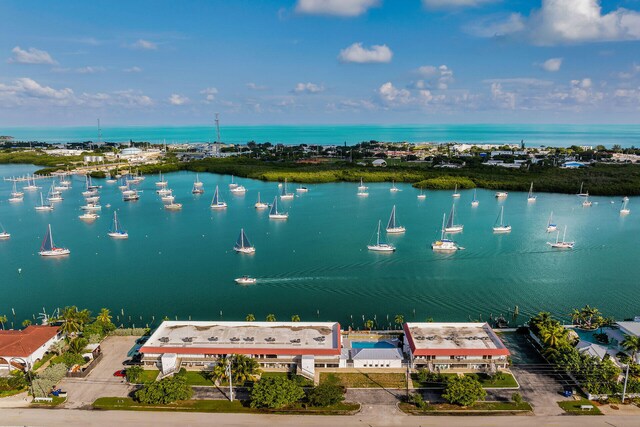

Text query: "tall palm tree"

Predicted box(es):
[364, 319, 374, 331]
[541, 326, 566, 348]
[68, 338, 88, 354]
[232, 354, 261, 383]
[621, 335, 640, 364]
[394, 314, 404, 329]
[245, 313, 256, 322]
[569, 309, 581, 325]
[211, 358, 229, 383]
[0, 315, 7, 330]
[22, 319, 32, 328]
[60, 307, 82, 336]
[266, 314, 276, 322]
[97, 308, 112, 324]
[76, 308, 92, 326]
[291, 315, 301, 322]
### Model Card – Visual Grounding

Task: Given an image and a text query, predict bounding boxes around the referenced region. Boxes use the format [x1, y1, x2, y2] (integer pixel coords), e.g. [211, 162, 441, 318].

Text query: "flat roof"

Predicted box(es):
[617, 321, 640, 337]
[0, 326, 59, 358]
[141, 321, 341, 356]
[403, 322, 510, 357]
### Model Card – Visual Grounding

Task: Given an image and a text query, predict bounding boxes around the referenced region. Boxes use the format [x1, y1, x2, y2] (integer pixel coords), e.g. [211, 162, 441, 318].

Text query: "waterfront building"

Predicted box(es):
[0, 326, 61, 371]
[403, 322, 510, 372]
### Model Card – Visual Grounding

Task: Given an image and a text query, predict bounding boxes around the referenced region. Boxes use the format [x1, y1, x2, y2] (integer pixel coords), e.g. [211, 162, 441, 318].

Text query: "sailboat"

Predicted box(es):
[106, 172, 117, 184]
[582, 195, 592, 207]
[234, 228, 255, 254]
[54, 179, 69, 192]
[86, 175, 101, 190]
[38, 224, 70, 256]
[123, 189, 140, 201]
[431, 213, 460, 252]
[192, 174, 204, 194]
[296, 184, 309, 193]
[367, 220, 396, 252]
[547, 226, 574, 249]
[444, 204, 463, 233]
[620, 198, 631, 215]
[255, 192, 269, 209]
[389, 180, 400, 192]
[210, 185, 227, 209]
[471, 189, 479, 207]
[0, 222, 10, 240]
[452, 184, 460, 198]
[577, 182, 589, 197]
[229, 175, 238, 189]
[358, 178, 368, 191]
[84, 195, 100, 204]
[35, 192, 54, 211]
[280, 179, 294, 200]
[23, 176, 38, 191]
[492, 206, 512, 233]
[165, 201, 182, 210]
[11, 181, 24, 198]
[386, 205, 405, 234]
[230, 183, 247, 194]
[47, 183, 63, 202]
[108, 212, 128, 239]
[546, 212, 557, 232]
[160, 190, 174, 202]
[495, 191, 508, 199]
[268, 196, 288, 219]
[156, 171, 168, 188]
[80, 202, 102, 211]
[417, 187, 426, 200]
[527, 182, 537, 202]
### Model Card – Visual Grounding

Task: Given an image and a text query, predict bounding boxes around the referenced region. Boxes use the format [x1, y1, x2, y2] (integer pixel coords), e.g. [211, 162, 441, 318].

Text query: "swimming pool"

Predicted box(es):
[351, 341, 396, 349]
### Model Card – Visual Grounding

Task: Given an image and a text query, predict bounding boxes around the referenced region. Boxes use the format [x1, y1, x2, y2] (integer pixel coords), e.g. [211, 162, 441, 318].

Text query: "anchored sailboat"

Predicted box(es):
[492, 206, 512, 233]
[444, 204, 463, 233]
[229, 175, 238, 189]
[546, 211, 557, 232]
[452, 184, 460, 198]
[620, 198, 631, 215]
[495, 191, 508, 199]
[386, 205, 405, 234]
[210, 185, 227, 209]
[23, 176, 38, 191]
[280, 178, 294, 200]
[39, 224, 70, 257]
[234, 228, 255, 254]
[367, 220, 396, 252]
[577, 182, 589, 197]
[527, 182, 537, 202]
[358, 178, 367, 192]
[255, 192, 269, 209]
[79, 212, 99, 221]
[389, 181, 400, 192]
[268, 196, 288, 219]
[432, 213, 460, 252]
[547, 225, 574, 249]
[108, 211, 129, 239]
[582, 195, 592, 207]
[417, 187, 426, 200]
[35, 192, 54, 211]
[471, 189, 479, 207]
[192, 174, 204, 194]
[296, 185, 309, 193]
[0, 222, 10, 240]
[156, 171, 168, 188]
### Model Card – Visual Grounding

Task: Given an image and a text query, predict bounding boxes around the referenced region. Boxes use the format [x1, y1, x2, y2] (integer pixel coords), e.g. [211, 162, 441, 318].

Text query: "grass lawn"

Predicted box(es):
[182, 371, 213, 386]
[410, 373, 457, 388]
[93, 397, 359, 415]
[31, 396, 67, 407]
[0, 388, 27, 398]
[411, 372, 518, 389]
[260, 372, 314, 387]
[400, 401, 532, 415]
[32, 353, 55, 371]
[138, 370, 159, 383]
[320, 372, 406, 388]
[558, 399, 602, 415]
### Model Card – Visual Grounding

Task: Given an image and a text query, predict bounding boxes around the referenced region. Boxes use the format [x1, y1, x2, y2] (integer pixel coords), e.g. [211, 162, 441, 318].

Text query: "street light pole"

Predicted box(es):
[225, 356, 234, 402]
[622, 361, 630, 403]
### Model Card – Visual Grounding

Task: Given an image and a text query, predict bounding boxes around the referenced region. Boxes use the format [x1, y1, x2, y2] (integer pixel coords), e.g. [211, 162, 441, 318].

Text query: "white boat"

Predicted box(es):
[230, 185, 247, 194]
[452, 184, 460, 198]
[193, 174, 203, 188]
[8, 196, 23, 203]
[620, 198, 631, 215]
[108, 211, 129, 239]
[38, 224, 70, 257]
[296, 185, 309, 193]
[357, 178, 368, 192]
[577, 182, 589, 197]
[417, 188, 426, 200]
[492, 206, 512, 233]
[389, 181, 400, 192]
[495, 191, 508, 199]
[35, 193, 54, 211]
[23, 176, 39, 192]
[156, 172, 168, 188]
[432, 214, 461, 252]
[386, 205, 405, 234]
[82, 189, 98, 197]
[210, 186, 227, 209]
[229, 175, 238, 189]
[161, 194, 175, 202]
[192, 175, 204, 194]
[123, 191, 140, 201]
[444, 204, 463, 233]
[367, 220, 396, 252]
[85, 196, 100, 204]
[235, 276, 257, 285]
[165, 202, 183, 210]
[471, 189, 479, 207]
[234, 228, 255, 254]
[156, 187, 172, 196]
[280, 179, 294, 200]
[86, 176, 101, 190]
[0, 222, 10, 240]
[79, 212, 99, 221]
[106, 173, 117, 184]
[80, 203, 102, 211]
[10, 181, 24, 198]
[582, 195, 592, 207]
[47, 184, 63, 202]
[357, 189, 369, 197]
[546, 211, 557, 232]
[527, 182, 537, 202]
[268, 196, 289, 219]
[254, 192, 269, 209]
[547, 226, 574, 249]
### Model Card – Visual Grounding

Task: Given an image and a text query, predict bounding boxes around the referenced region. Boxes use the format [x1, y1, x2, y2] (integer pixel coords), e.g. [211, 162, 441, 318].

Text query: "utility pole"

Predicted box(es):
[225, 356, 234, 402]
[622, 361, 630, 403]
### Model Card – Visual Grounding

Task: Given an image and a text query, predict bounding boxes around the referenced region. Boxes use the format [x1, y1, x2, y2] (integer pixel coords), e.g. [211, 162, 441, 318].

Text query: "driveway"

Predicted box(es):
[58, 335, 139, 408]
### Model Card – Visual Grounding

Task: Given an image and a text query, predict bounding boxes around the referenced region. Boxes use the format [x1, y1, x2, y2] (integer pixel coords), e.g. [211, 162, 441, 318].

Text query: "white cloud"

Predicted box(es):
[541, 57, 563, 72]
[466, 13, 526, 38]
[490, 83, 517, 109]
[123, 66, 142, 73]
[378, 82, 411, 105]
[417, 65, 438, 77]
[295, 0, 379, 17]
[416, 65, 455, 90]
[200, 87, 218, 103]
[131, 39, 158, 50]
[338, 42, 392, 63]
[53, 66, 106, 74]
[168, 93, 189, 105]
[246, 82, 268, 91]
[423, 0, 498, 9]
[8, 46, 57, 65]
[293, 82, 325, 94]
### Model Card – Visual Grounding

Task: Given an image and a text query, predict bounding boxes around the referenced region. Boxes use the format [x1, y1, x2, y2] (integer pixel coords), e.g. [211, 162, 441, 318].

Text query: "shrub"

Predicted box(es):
[126, 366, 144, 384]
[134, 374, 193, 404]
[442, 376, 486, 407]
[410, 392, 428, 410]
[32, 363, 68, 397]
[250, 376, 305, 409]
[512, 392, 523, 404]
[307, 382, 345, 407]
[58, 352, 86, 368]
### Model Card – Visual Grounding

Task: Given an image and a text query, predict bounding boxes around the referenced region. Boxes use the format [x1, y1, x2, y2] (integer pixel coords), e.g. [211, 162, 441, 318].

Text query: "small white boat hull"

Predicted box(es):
[235, 277, 257, 285]
[386, 227, 406, 234]
[269, 214, 288, 220]
[620, 209, 631, 215]
[493, 226, 512, 233]
[417, 195, 426, 200]
[39, 248, 70, 257]
[234, 247, 255, 254]
[108, 232, 129, 239]
[35, 206, 54, 212]
[0, 232, 10, 240]
[211, 203, 227, 210]
[280, 194, 294, 200]
[165, 203, 182, 210]
[444, 226, 463, 233]
[367, 244, 396, 252]
[357, 192, 369, 197]
[255, 203, 269, 209]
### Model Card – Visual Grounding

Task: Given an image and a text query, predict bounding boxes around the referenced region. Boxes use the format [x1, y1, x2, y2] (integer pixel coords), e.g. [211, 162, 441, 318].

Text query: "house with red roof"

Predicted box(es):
[0, 325, 61, 371]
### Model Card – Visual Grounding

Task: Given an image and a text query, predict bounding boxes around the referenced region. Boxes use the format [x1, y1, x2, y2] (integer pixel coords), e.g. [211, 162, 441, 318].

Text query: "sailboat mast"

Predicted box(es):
[377, 220, 381, 245]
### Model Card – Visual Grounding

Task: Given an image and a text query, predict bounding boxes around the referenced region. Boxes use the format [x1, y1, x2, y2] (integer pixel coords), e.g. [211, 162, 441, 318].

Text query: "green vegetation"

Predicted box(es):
[320, 372, 406, 389]
[250, 376, 306, 409]
[31, 352, 55, 371]
[557, 399, 602, 415]
[442, 375, 487, 406]
[0, 150, 84, 170]
[400, 400, 532, 414]
[260, 372, 314, 387]
[569, 305, 613, 331]
[307, 375, 345, 407]
[134, 370, 193, 404]
[411, 370, 517, 388]
[210, 355, 261, 385]
[31, 363, 68, 397]
[0, 371, 28, 397]
[181, 370, 213, 386]
[468, 372, 519, 388]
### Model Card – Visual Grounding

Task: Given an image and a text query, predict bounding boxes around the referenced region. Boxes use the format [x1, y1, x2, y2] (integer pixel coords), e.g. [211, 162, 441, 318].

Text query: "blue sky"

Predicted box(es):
[1, 0, 640, 126]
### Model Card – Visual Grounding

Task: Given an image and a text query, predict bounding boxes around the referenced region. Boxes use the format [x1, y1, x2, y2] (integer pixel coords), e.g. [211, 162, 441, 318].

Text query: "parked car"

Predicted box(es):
[113, 370, 126, 377]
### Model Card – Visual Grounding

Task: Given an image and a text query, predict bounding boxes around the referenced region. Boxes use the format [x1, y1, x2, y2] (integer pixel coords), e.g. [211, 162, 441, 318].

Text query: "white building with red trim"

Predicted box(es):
[0, 326, 61, 371]
[403, 322, 510, 372]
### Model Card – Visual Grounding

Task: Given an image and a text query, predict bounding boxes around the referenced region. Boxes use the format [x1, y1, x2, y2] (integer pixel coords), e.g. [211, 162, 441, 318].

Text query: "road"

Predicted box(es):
[2, 408, 640, 427]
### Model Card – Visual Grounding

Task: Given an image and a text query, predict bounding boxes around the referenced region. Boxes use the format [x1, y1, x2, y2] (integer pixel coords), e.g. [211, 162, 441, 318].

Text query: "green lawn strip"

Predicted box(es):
[399, 401, 532, 415]
[410, 373, 457, 388]
[0, 388, 27, 398]
[32, 353, 55, 371]
[260, 372, 314, 387]
[182, 371, 214, 386]
[557, 399, 602, 415]
[31, 396, 67, 406]
[138, 370, 160, 383]
[410, 373, 518, 389]
[93, 397, 359, 415]
[320, 372, 406, 388]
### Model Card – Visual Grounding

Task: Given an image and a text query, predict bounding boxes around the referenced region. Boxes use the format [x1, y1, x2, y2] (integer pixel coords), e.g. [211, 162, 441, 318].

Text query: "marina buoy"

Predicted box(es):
[18, 268, 22, 273]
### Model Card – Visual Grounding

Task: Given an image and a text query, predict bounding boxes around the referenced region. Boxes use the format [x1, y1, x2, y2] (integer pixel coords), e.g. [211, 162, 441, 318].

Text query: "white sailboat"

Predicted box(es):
[527, 182, 537, 202]
[234, 228, 255, 254]
[11, 181, 24, 198]
[210, 185, 227, 209]
[156, 186, 171, 196]
[492, 206, 512, 233]
[80, 202, 102, 211]
[268, 196, 288, 219]
[452, 184, 460, 198]
[47, 183, 63, 202]
[161, 193, 175, 202]
[296, 185, 309, 193]
[106, 172, 117, 184]
[35, 193, 54, 211]
[23, 176, 38, 191]
[389, 180, 400, 192]
[123, 190, 140, 201]
[229, 175, 238, 189]
[192, 174, 204, 194]
[367, 220, 396, 252]
[254, 192, 269, 209]
[582, 195, 592, 207]
[230, 184, 247, 194]
[620, 198, 631, 215]
[38, 224, 70, 257]
[386, 205, 405, 234]
[547, 226, 574, 249]
[155, 171, 168, 188]
[108, 211, 129, 239]
[431, 213, 460, 252]
[165, 200, 183, 210]
[357, 186, 369, 197]
[0, 222, 10, 240]
[280, 179, 294, 200]
[84, 196, 100, 204]
[577, 182, 589, 197]
[546, 211, 557, 232]
[358, 178, 368, 192]
[495, 191, 508, 199]
[417, 187, 426, 200]
[471, 189, 479, 207]
[444, 204, 463, 233]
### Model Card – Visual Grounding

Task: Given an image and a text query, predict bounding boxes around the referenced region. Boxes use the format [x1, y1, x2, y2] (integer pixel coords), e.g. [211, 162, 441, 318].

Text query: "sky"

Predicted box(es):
[1, 0, 640, 126]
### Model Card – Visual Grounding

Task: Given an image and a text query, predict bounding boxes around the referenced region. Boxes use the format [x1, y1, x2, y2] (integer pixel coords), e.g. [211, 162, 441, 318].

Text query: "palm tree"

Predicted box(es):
[541, 326, 566, 348]
[231, 354, 261, 383]
[621, 335, 640, 364]
[22, 319, 32, 328]
[97, 308, 112, 324]
[364, 319, 374, 331]
[245, 313, 256, 322]
[579, 305, 600, 329]
[60, 306, 82, 336]
[0, 314, 7, 330]
[569, 309, 581, 325]
[266, 314, 276, 322]
[394, 314, 404, 329]
[68, 338, 88, 354]
[76, 308, 92, 326]
[211, 358, 229, 383]
[291, 315, 301, 322]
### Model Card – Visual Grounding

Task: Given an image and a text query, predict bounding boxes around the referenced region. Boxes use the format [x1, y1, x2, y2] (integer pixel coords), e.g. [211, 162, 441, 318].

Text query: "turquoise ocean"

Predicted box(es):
[2, 124, 640, 147]
[1, 163, 638, 329]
